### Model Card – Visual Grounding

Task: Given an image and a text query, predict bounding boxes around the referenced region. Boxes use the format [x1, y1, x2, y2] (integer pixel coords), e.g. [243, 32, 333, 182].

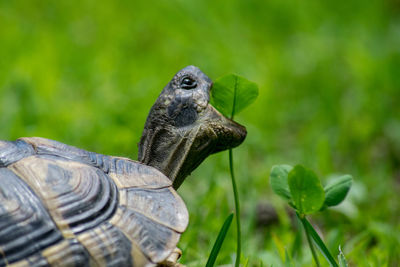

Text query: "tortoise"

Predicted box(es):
[0, 66, 246, 267]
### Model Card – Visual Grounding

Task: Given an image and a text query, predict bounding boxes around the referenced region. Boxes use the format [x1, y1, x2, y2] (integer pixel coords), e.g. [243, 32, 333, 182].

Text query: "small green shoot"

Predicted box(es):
[338, 246, 349, 267]
[206, 213, 234, 267]
[270, 164, 353, 267]
[211, 73, 258, 267]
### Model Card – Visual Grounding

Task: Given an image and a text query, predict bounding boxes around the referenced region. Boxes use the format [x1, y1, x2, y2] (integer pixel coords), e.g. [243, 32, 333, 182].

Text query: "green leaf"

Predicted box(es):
[323, 175, 353, 207]
[298, 214, 339, 267]
[270, 165, 293, 200]
[338, 246, 348, 267]
[210, 74, 259, 118]
[206, 213, 234, 267]
[288, 165, 325, 215]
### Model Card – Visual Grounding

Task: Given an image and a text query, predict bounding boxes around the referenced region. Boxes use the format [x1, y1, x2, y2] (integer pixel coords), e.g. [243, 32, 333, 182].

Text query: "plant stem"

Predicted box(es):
[301, 215, 320, 267]
[229, 148, 241, 267]
[229, 76, 241, 266]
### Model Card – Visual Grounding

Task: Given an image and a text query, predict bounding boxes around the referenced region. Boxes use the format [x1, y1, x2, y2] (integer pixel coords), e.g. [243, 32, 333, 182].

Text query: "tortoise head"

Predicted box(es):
[138, 65, 247, 189]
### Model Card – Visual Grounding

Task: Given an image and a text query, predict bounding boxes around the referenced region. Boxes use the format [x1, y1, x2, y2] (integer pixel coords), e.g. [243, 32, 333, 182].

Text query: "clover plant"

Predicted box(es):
[270, 164, 352, 267]
[206, 73, 258, 266]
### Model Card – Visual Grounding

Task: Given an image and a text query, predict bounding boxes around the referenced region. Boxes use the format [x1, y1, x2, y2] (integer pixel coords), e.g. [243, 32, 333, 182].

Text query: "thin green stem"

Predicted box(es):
[229, 148, 241, 267]
[301, 215, 320, 267]
[229, 75, 241, 266]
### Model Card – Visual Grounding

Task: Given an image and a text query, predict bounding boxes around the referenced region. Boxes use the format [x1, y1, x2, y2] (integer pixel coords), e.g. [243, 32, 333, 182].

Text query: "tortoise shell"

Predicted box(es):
[0, 137, 188, 267]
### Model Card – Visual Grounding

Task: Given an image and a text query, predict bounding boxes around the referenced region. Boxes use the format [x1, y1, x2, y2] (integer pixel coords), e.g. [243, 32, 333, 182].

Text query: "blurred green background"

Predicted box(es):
[1, 0, 399, 266]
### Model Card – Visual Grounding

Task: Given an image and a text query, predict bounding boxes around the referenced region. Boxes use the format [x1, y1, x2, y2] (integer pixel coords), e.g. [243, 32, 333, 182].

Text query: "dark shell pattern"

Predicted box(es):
[0, 137, 188, 267]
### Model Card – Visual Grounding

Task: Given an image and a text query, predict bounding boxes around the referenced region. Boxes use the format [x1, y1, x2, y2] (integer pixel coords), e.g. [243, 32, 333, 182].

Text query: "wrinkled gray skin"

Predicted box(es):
[139, 66, 247, 189]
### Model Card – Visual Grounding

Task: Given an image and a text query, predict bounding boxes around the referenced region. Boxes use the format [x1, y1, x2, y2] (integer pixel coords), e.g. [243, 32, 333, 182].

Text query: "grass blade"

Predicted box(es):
[338, 246, 348, 267]
[206, 213, 234, 267]
[298, 214, 321, 267]
[299, 216, 338, 267]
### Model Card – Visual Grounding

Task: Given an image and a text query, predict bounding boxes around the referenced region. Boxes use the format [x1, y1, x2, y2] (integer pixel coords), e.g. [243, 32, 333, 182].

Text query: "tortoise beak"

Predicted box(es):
[206, 104, 247, 154]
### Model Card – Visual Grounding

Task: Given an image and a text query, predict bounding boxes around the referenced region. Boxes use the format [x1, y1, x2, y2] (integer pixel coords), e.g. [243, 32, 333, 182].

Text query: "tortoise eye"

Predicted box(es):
[180, 77, 197, 89]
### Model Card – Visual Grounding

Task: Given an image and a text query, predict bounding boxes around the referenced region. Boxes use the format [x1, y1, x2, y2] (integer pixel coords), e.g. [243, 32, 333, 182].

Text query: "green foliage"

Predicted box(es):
[288, 165, 325, 215]
[270, 164, 292, 200]
[270, 165, 352, 266]
[270, 165, 352, 213]
[323, 175, 353, 208]
[206, 213, 234, 267]
[210, 74, 259, 118]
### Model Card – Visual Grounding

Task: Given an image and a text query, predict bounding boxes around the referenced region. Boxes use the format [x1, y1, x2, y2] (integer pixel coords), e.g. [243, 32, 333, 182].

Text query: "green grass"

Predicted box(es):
[1, 0, 400, 266]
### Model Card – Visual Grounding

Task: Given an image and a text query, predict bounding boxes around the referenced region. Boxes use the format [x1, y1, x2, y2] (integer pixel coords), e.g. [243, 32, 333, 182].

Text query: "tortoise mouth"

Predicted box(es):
[207, 104, 247, 154]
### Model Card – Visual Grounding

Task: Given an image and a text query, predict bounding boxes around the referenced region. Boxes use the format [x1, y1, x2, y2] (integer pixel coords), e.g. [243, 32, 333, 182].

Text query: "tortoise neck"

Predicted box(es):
[138, 126, 190, 189]
[138, 120, 217, 190]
